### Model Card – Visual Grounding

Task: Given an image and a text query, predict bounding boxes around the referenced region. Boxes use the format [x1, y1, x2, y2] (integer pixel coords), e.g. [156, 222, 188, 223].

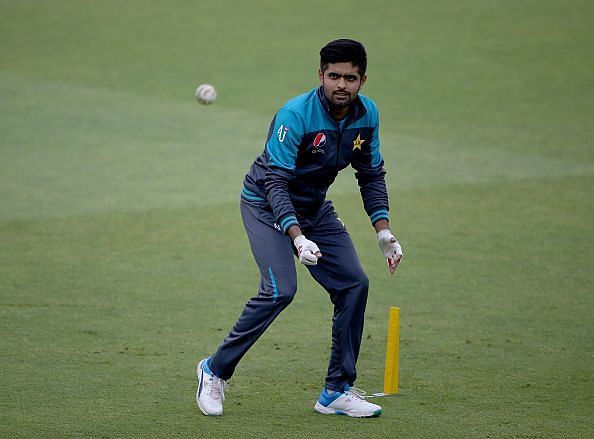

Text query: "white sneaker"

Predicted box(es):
[196, 358, 227, 416]
[314, 386, 382, 418]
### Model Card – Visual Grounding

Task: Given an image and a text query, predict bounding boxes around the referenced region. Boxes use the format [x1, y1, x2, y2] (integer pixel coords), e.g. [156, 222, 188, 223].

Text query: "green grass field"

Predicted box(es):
[1, 1, 593, 437]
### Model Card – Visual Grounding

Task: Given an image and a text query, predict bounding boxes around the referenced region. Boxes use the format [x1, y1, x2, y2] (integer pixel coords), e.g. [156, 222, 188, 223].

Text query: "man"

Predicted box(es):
[196, 39, 403, 418]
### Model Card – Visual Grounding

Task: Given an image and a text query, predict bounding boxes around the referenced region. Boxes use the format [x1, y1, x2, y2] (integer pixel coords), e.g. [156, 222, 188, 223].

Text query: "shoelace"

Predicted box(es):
[208, 376, 227, 401]
[345, 387, 368, 400]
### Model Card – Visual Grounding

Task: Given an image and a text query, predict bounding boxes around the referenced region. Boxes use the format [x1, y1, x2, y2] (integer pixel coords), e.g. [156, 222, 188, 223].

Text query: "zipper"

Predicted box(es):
[335, 119, 342, 170]
[335, 115, 353, 171]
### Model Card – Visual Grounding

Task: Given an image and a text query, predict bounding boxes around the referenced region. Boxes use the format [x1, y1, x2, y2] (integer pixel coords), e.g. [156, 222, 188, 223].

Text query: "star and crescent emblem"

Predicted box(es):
[353, 134, 366, 151]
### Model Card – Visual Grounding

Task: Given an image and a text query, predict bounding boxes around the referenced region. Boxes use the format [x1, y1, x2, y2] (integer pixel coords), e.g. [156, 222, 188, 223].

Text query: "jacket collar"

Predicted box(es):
[316, 86, 367, 125]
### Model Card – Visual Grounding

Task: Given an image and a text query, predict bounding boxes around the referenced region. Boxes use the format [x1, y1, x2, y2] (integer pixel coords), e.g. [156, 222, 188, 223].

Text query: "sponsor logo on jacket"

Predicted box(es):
[312, 132, 326, 154]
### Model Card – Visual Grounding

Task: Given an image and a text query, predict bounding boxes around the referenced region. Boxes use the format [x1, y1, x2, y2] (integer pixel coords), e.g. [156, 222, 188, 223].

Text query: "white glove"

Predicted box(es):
[293, 235, 322, 266]
[378, 229, 403, 274]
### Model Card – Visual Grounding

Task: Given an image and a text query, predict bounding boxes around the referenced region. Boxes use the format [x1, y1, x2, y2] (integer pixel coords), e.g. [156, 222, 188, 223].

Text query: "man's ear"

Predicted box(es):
[318, 68, 324, 84]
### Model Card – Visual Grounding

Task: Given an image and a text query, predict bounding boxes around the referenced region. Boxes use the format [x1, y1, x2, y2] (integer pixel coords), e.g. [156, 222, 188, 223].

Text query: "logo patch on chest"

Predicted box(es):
[353, 133, 366, 151]
[312, 132, 326, 154]
[313, 132, 327, 147]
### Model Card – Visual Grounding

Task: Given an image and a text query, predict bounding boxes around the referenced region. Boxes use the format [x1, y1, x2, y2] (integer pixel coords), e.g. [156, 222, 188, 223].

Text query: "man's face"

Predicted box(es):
[318, 62, 367, 109]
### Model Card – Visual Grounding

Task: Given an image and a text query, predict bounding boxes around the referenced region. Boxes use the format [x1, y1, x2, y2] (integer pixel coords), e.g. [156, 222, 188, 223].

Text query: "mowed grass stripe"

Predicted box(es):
[0, 73, 267, 221]
[2, 73, 592, 222]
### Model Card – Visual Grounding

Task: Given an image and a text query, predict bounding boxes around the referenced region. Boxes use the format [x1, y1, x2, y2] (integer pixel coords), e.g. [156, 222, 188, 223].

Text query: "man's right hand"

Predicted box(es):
[293, 235, 322, 266]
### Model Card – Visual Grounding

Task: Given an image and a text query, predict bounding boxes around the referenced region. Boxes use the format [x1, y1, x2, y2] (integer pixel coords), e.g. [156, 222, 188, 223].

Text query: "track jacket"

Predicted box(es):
[241, 86, 390, 233]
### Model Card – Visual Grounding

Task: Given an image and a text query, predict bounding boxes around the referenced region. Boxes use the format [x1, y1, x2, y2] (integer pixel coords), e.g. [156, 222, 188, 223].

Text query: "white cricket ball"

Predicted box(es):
[195, 84, 217, 105]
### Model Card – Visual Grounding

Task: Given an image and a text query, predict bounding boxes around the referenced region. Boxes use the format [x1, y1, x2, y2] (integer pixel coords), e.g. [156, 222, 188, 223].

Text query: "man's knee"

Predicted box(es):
[335, 271, 369, 303]
[274, 279, 298, 305]
[356, 273, 369, 305]
[344, 270, 368, 295]
[357, 272, 369, 292]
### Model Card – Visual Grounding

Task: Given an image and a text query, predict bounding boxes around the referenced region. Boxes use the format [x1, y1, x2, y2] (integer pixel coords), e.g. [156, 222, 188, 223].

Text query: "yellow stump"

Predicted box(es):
[383, 306, 400, 394]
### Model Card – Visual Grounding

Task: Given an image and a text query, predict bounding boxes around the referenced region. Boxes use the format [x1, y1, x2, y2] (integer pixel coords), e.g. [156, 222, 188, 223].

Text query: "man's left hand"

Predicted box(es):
[377, 229, 403, 274]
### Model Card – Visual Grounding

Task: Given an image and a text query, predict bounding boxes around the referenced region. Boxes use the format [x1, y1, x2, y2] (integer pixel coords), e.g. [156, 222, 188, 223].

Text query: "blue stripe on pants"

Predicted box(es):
[268, 267, 278, 303]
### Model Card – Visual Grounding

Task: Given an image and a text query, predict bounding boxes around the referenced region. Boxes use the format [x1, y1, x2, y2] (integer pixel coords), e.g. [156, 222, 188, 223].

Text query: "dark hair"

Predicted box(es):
[320, 39, 367, 76]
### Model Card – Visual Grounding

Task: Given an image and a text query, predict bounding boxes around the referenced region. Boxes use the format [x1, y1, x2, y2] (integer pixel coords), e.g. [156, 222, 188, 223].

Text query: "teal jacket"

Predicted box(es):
[241, 86, 390, 233]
